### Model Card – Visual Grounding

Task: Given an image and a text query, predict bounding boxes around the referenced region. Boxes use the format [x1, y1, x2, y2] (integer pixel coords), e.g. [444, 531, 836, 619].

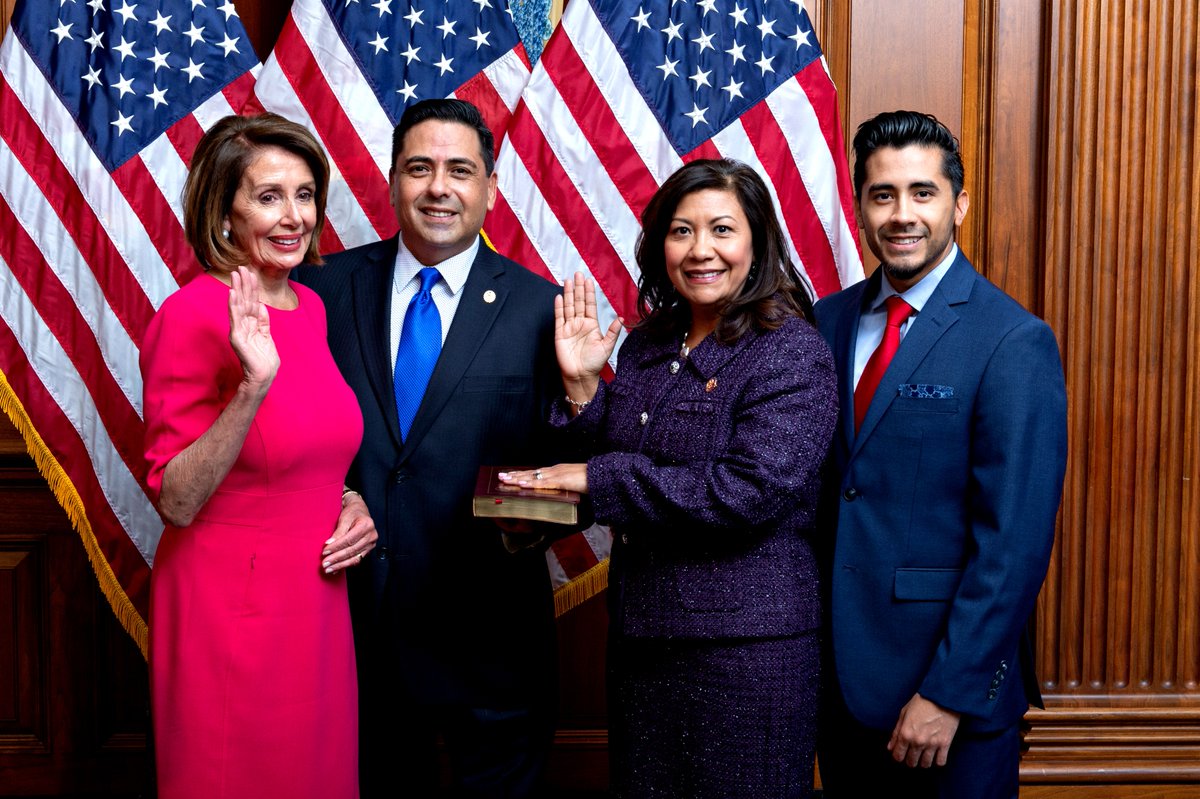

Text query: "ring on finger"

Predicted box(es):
[535, 470, 543, 480]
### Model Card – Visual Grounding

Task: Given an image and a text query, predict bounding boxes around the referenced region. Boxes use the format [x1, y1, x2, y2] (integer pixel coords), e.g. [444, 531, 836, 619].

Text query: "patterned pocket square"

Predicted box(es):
[898, 384, 954, 399]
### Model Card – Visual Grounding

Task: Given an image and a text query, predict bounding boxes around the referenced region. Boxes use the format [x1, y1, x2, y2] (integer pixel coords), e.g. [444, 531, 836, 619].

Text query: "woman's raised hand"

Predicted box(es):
[228, 266, 280, 394]
[556, 272, 623, 386]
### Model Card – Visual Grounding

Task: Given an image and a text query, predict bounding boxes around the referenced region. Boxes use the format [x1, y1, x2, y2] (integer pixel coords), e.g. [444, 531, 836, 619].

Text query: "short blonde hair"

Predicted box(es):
[183, 113, 330, 273]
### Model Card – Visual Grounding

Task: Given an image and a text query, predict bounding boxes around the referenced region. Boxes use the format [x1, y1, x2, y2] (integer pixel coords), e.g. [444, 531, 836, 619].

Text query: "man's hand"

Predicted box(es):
[322, 493, 378, 574]
[887, 693, 961, 768]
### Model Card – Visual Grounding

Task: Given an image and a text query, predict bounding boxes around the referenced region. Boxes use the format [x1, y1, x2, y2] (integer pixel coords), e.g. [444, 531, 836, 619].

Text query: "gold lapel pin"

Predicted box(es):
[705, 378, 718, 392]
[483, 290, 497, 304]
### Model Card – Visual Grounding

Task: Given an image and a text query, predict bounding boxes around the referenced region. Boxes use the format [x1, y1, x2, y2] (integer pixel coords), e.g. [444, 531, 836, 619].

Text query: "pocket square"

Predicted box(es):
[898, 384, 954, 399]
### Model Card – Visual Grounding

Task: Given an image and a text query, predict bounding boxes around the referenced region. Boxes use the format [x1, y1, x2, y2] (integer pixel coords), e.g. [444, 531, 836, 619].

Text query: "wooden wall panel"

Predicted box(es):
[0, 445, 151, 795]
[1024, 0, 1200, 785]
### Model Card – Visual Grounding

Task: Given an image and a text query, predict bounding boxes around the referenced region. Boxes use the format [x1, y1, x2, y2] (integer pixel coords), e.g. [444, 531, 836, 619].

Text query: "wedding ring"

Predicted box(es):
[357, 552, 365, 562]
[535, 470, 543, 480]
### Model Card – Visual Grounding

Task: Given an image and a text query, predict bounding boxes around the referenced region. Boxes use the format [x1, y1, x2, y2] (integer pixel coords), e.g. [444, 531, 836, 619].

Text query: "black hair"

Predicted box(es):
[852, 110, 964, 198]
[390, 99, 495, 175]
[635, 159, 815, 342]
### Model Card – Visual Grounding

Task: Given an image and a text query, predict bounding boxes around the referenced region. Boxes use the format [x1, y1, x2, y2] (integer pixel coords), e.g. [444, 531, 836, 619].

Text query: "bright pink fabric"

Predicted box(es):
[142, 275, 363, 799]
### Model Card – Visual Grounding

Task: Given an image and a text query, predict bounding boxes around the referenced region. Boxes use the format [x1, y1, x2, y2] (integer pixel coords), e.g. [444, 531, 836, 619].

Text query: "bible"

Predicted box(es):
[472, 466, 581, 525]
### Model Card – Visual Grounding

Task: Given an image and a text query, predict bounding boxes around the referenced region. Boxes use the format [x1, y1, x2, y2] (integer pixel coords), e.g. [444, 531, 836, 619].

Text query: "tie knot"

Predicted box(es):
[416, 267, 441, 295]
[884, 295, 913, 327]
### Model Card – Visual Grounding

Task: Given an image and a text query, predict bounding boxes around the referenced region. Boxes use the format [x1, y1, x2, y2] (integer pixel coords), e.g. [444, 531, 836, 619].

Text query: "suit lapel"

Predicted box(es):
[851, 254, 974, 455]
[834, 276, 875, 449]
[398, 240, 507, 461]
[352, 237, 403, 448]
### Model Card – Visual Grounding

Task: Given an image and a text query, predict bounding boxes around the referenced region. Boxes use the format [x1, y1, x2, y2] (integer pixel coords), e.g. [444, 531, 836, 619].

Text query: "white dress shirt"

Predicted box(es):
[852, 244, 959, 388]
[388, 236, 479, 372]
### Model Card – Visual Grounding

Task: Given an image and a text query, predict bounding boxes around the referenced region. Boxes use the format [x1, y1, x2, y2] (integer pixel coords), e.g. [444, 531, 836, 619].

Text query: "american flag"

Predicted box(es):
[248, 0, 533, 252]
[488, 0, 862, 331]
[0, 0, 259, 653]
[253, 0, 862, 613]
[0, 0, 862, 644]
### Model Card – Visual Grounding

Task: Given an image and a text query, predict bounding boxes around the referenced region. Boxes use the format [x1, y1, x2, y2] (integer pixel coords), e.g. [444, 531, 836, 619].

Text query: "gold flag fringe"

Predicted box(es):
[0, 368, 149, 658]
[553, 557, 608, 617]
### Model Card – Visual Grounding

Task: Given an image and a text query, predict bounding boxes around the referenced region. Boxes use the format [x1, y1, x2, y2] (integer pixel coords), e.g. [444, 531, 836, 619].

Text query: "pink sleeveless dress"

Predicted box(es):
[141, 274, 362, 799]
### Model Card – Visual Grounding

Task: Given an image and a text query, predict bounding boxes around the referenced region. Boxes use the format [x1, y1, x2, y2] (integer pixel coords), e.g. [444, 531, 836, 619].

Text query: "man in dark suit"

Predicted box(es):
[296, 99, 563, 798]
[814, 110, 1068, 798]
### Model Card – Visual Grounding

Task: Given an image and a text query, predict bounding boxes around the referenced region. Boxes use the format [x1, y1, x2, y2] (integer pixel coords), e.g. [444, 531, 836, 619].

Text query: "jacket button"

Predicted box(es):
[621, 533, 630, 545]
[843, 487, 859, 501]
[639, 411, 649, 425]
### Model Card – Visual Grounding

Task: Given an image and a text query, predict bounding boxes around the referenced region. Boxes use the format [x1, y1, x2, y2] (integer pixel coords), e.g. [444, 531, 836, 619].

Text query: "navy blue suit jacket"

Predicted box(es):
[814, 251, 1067, 732]
[295, 236, 563, 706]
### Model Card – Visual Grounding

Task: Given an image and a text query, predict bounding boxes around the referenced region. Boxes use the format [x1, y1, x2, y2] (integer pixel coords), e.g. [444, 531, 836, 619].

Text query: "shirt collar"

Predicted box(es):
[869, 243, 958, 313]
[392, 235, 479, 295]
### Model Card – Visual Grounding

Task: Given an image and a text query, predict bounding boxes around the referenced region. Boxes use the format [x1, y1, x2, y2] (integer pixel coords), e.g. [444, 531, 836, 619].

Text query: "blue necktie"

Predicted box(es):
[394, 267, 442, 440]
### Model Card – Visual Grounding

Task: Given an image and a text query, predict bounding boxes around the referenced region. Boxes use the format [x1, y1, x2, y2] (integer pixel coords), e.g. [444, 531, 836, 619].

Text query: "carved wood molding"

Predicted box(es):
[1023, 702, 1200, 783]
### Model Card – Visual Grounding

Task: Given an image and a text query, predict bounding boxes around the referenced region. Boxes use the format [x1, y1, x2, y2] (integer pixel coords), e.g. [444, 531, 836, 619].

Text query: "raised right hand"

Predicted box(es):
[556, 272, 622, 390]
[228, 266, 280, 393]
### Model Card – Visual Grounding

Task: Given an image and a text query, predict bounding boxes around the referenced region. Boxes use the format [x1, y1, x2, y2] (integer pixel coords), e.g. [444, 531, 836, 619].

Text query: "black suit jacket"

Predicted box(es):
[295, 236, 563, 706]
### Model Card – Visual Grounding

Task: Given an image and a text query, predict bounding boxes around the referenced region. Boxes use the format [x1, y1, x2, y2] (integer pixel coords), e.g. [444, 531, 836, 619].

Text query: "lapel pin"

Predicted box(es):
[483, 289, 496, 304]
[705, 378, 718, 392]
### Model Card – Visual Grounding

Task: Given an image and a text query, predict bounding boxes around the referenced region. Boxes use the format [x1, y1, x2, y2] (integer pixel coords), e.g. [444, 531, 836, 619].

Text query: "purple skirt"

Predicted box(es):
[608, 630, 820, 798]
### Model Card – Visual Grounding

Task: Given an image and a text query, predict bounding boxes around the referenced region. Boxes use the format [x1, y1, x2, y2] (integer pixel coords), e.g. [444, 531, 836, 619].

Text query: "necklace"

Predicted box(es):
[669, 335, 691, 376]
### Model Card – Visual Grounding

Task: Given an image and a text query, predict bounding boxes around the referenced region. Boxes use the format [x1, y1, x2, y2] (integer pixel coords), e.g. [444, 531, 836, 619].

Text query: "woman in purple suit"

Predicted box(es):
[502, 159, 838, 798]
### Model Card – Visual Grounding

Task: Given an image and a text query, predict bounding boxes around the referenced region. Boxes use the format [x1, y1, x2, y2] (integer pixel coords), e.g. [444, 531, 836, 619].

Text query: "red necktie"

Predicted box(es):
[854, 296, 914, 432]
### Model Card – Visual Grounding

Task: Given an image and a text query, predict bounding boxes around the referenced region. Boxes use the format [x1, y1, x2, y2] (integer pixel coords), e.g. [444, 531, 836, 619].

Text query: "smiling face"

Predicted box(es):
[223, 145, 317, 277]
[857, 144, 969, 292]
[663, 188, 754, 333]
[389, 119, 498, 266]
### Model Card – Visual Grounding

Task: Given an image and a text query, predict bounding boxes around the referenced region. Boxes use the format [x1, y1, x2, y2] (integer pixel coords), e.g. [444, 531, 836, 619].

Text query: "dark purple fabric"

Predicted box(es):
[555, 314, 837, 797]
[557, 315, 838, 639]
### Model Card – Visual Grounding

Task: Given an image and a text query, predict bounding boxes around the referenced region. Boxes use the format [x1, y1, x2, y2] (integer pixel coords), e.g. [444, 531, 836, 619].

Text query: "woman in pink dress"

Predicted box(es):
[140, 113, 376, 799]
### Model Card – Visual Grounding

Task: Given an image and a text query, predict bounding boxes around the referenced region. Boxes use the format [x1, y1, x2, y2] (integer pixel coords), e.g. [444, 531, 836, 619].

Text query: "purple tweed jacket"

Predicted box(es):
[556, 314, 838, 639]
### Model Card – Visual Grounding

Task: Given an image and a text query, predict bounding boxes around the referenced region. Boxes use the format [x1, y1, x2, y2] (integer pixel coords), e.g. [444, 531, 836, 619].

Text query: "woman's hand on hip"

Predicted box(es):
[322, 492, 378, 574]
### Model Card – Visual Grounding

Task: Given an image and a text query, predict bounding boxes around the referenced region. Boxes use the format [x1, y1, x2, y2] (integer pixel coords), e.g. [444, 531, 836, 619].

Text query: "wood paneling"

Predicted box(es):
[0, 427, 151, 794]
[1023, 0, 1200, 787]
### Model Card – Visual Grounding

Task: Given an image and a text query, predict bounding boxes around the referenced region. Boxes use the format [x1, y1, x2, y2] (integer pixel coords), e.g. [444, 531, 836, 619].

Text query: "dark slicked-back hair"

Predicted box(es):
[635, 159, 815, 343]
[183, 112, 329, 273]
[390, 99, 495, 175]
[852, 110, 964, 199]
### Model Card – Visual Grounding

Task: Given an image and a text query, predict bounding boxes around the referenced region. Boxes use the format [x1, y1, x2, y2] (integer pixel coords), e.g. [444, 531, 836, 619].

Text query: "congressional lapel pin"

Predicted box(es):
[483, 290, 497, 304]
[705, 378, 718, 392]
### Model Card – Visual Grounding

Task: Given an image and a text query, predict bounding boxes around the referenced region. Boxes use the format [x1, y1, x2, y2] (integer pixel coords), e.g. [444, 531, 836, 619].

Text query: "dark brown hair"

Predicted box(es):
[635, 159, 815, 342]
[183, 113, 330, 273]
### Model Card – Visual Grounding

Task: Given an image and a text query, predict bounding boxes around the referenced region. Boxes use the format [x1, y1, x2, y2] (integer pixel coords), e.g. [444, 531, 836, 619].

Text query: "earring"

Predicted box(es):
[222, 228, 230, 240]
[748, 261, 759, 283]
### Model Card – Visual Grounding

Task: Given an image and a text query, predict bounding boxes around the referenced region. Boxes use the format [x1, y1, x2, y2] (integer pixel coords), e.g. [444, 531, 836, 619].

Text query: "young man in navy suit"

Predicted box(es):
[814, 110, 1067, 798]
[296, 100, 563, 798]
